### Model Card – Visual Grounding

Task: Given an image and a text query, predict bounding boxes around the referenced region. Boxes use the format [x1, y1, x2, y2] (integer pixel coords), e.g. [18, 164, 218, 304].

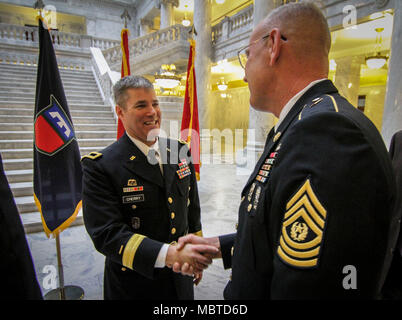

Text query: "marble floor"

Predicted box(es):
[25, 162, 251, 300]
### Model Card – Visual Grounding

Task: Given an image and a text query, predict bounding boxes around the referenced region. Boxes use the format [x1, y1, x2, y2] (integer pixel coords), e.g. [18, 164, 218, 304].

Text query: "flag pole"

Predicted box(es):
[55, 234, 65, 300]
[44, 233, 84, 300]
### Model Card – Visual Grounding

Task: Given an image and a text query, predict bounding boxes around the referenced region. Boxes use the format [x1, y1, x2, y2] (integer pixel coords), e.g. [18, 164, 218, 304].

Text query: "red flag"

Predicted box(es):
[181, 39, 200, 180]
[117, 28, 131, 139]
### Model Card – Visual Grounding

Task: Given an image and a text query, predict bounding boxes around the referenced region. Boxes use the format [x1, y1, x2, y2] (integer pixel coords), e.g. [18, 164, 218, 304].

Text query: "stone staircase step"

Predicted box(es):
[20, 212, 41, 225]
[9, 181, 33, 197]
[0, 115, 115, 124]
[0, 103, 111, 112]
[0, 91, 102, 100]
[0, 97, 105, 105]
[0, 63, 92, 74]
[14, 195, 86, 217]
[0, 130, 117, 140]
[0, 138, 115, 149]
[20, 212, 84, 231]
[0, 146, 105, 159]
[2, 158, 33, 171]
[14, 196, 38, 214]
[0, 80, 99, 91]
[0, 108, 113, 118]
[4, 169, 33, 183]
[0, 123, 116, 132]
[0, 70, 95, 79]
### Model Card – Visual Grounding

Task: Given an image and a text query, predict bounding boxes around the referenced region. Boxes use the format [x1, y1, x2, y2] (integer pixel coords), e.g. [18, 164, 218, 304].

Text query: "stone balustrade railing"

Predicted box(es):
[0, 22, 120, 51]
[103, 24, 192, 69]
[212, 4, 254, 61]
[212, 4, 254, 44]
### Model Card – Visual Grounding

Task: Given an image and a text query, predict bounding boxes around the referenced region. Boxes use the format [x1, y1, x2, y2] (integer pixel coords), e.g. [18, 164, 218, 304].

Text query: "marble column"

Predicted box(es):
[334, 55, 363, 107]
[157, 0, 179, 29]
[194, 0, 212, 131]
[243, 0, 276, 170]
[382, 1, 402, 147]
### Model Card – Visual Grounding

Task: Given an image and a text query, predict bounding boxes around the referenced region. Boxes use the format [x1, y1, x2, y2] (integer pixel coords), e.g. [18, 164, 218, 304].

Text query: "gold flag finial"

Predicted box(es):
[121, 9, 131, 29]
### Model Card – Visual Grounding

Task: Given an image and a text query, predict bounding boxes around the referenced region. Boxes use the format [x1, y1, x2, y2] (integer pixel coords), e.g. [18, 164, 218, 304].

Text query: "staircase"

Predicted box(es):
[0, 63, 117, 232]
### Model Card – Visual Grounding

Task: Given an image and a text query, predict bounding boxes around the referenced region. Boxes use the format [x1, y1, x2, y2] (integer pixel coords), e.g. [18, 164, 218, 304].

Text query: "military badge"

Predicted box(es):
[176, 167, 191, 179]
[310, 97, 323, 107]
[123, 186, 144, 193]
[248, 183, 256, 202]
[122, 194, 145, 203]
[127, 179, 137, 186]
[277, 179, 327, 268]
[273, 132, 281, 143]
[34, 95, 76, 156]
[81, 152, 102, 161]
[275, 143, 282, 152]
[131, 217, 140, 230]
[253, 186, 262, 210]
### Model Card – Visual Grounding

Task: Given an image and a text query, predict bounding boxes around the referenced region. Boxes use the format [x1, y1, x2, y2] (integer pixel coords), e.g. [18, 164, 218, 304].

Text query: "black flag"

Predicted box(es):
[33, 16, 82, 238]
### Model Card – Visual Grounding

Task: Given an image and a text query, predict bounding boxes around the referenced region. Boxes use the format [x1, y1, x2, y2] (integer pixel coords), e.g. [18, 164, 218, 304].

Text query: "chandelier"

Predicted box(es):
[154, 64, 181, 89]
[365, 27, 388, 69]
[182, 4, 191, 27]
[217, 77, 228, 91]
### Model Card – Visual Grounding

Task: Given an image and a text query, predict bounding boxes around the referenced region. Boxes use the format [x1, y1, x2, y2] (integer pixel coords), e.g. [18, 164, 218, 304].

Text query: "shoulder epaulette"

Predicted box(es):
[81, 151, 103, 161]
[298, 95, 329, 121]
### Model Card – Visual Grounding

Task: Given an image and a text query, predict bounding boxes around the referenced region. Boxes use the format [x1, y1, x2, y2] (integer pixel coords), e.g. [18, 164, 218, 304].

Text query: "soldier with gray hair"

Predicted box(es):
[174, 2, 399, 299]
[81, 75, 217, 299]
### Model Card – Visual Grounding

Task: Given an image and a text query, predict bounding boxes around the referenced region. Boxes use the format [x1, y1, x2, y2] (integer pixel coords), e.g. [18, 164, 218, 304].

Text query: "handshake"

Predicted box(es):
[165, 234, 221, 285]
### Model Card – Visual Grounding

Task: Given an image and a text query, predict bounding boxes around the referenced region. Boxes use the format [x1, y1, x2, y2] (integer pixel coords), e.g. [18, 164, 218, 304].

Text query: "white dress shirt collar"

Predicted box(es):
[126, 133, 160, 157]
[274, 78, 327, 132]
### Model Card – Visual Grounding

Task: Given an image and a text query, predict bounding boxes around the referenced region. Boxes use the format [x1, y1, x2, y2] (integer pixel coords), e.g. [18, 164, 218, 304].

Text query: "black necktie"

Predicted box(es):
[147, 149, 158, 165]
[147, 149, 163, 175]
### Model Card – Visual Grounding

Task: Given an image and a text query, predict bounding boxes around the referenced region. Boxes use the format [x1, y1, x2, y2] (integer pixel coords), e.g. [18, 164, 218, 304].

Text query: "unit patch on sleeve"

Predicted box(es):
[276, 178, 327, 269]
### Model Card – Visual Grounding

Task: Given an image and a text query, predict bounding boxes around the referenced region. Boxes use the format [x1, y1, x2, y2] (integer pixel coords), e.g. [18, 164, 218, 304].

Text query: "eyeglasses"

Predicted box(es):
[237, 31, 287, 69]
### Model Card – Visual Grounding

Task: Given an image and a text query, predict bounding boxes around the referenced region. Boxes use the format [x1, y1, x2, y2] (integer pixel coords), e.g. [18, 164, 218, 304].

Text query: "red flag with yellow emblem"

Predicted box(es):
[180, 39, 200, 180]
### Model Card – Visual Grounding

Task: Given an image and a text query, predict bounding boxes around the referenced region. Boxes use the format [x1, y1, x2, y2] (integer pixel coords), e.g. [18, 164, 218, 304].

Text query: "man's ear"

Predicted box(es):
[268, 28, 283, 66]
[115, 105, 123, 119]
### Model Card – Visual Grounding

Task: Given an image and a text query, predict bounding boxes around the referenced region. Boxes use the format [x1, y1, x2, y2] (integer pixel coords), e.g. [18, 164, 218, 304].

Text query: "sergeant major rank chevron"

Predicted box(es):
[277, 178, 327, 268]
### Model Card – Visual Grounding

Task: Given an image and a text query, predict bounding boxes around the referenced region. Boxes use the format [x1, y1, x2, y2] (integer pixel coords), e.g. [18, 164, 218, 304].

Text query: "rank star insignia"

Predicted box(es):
[273, 132, 281, 143]
[277, 178, 327, 269]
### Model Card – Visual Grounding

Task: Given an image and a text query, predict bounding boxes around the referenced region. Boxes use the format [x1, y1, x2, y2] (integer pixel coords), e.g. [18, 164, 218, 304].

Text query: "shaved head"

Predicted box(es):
[261, 2, 331, 59]
[244, 2, 331, 115]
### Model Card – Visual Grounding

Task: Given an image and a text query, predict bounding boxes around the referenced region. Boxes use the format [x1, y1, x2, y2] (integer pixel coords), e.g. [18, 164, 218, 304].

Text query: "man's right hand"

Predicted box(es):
[165, 241, 219, 275]
[171, 234, 222, 276]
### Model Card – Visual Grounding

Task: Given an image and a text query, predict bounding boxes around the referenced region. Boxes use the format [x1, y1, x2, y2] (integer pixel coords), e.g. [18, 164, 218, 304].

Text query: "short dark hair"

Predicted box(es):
[113, 75, 154, 108]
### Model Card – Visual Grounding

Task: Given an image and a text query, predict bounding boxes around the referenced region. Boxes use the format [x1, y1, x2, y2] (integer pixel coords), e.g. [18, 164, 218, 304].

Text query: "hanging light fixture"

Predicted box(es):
[154, 64, 181, 89]
[217, 77, 228, 91]
[182, 4, 191, 27]
[365, 27, 388, 69]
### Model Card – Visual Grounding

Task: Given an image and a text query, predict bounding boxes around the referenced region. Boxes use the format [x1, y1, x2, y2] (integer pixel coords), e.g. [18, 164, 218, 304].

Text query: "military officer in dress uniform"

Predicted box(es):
[174, 2, 400, 299]
[81, 76, 217, 300]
